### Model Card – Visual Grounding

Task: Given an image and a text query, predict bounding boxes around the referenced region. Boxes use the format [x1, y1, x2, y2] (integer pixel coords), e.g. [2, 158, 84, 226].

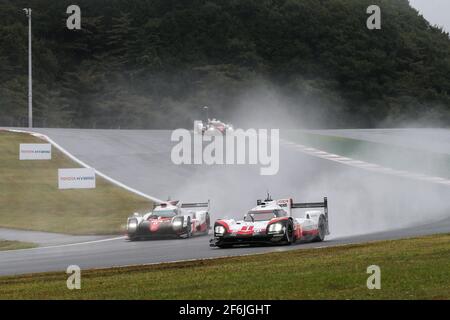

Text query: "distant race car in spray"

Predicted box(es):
[210, 195, 329, 248]
[194, 118, 234, 135]
[127, 200, 211, 240]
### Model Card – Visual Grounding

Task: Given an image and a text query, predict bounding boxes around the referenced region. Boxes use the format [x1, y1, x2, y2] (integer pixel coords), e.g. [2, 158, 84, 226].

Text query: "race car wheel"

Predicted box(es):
[185, 217, 192, 238]
[284, 220, 294, 245]
[205, 213, 211, 233]
[314, 216, 326, 242]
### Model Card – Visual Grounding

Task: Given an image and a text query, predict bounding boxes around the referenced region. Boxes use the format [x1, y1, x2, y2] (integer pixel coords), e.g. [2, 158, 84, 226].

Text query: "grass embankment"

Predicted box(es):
[0, 240, 36, 251]
[0, 131, 151, 234]
[0, 234, 449, 299]
[282, 130, 450, 179]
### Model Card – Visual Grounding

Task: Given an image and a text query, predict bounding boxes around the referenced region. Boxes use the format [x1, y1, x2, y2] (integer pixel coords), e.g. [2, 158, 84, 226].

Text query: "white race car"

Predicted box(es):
[127, 200, 211, 240]
[210, 195, 329, 248]
[194, 118, 233, 135]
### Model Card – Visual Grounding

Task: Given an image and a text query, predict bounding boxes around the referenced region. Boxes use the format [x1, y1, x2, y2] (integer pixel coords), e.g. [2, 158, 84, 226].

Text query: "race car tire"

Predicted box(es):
[283, 220, 294, 245]
[313, 216, 326, 242]
[185, 217, 192, 238]
[204, 213, 211, 234]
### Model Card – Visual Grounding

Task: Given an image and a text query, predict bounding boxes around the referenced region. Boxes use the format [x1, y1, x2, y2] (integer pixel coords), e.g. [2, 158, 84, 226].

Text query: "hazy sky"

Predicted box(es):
[408, 0, 450, 32]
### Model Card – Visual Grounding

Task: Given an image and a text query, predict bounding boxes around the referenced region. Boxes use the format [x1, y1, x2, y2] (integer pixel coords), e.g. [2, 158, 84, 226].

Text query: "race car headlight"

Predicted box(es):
[214, 225, 226, 236]
[172, 217, 183, 228]
[268, 223, 283, 233]
[127, 219, 138, 232]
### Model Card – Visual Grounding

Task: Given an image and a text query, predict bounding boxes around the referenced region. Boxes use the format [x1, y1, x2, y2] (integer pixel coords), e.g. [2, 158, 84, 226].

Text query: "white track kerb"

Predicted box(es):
[281, 139, 450, 187]
[3, 128, 163, 203]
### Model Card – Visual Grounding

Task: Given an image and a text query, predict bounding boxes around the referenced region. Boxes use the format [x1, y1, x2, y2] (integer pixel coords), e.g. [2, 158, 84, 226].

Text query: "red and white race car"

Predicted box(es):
[127, 200, 211, 240]
[210, 195, 329, 248]
[194, 118, 233, 135]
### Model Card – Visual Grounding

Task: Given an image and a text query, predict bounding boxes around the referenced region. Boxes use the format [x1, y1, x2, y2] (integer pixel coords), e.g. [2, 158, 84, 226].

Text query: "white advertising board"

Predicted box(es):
[19, 143, 52, 160]
[58, 168, 96, 189]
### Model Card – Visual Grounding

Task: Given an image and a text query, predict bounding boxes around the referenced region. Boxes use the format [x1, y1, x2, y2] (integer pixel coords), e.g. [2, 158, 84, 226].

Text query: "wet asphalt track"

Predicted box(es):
[0, 128, 449, 276]
[1, 217, 450, 276]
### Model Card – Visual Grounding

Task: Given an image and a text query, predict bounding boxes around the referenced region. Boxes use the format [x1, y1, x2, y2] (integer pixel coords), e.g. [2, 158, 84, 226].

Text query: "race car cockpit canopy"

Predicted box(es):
[150, 201, 180, 218]
[148, 208, 179, 219]
[244, 209, 287, 222]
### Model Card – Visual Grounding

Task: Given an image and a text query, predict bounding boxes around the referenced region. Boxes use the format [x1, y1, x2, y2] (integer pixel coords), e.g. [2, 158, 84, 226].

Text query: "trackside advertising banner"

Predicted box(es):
[58, 168, 96, 189]
[19, 143, 52, 160]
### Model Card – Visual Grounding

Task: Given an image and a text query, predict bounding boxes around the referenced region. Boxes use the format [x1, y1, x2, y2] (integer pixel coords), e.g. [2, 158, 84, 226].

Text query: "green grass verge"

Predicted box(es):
[0, 240, 36, 251]
[0, 131, 152, 234]
[1, 234, 449, 299]
[282, 130, 450, 179]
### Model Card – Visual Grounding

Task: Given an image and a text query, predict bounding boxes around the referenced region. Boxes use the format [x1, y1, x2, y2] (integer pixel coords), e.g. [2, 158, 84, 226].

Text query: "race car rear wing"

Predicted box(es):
[181, 200, 210, 211]
[292, 197, 328, 224]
